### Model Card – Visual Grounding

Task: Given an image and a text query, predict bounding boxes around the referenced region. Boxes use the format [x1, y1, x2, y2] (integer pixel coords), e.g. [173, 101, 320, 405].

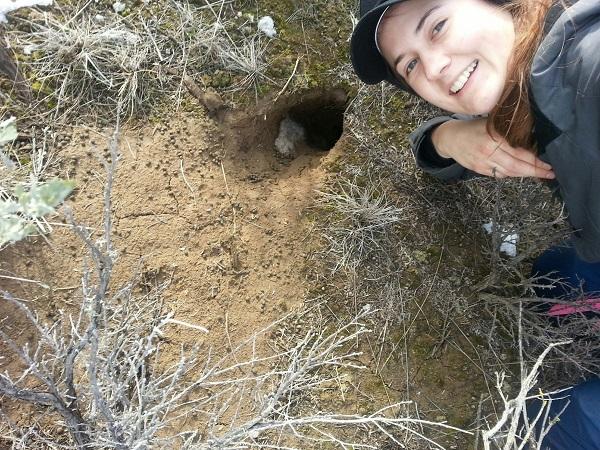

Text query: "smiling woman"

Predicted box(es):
[351, 0, 553, 163]
[350, 1, 600, 444]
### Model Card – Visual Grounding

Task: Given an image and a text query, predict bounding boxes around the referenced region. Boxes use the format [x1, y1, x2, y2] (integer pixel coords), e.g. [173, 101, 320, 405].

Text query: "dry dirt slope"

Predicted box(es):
[2, 97, 348, 344]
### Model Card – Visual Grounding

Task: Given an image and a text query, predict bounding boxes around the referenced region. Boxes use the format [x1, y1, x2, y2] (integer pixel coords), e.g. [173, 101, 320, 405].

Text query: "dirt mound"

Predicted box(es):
[1, 88, 348, 366]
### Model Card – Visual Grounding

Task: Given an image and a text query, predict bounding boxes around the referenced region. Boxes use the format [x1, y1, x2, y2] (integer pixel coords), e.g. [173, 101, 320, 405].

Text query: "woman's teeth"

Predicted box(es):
[450, 60, 478, 94]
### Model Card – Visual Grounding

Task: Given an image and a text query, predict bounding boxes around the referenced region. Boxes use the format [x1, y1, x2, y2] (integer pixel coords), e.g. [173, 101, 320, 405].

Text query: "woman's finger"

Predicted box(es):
[490, 148, 555, 179]
[502, 145, 553, 171]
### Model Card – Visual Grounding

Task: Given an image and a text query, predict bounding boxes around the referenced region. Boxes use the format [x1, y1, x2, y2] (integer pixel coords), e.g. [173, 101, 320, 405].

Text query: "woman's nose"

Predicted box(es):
[421, 50, 450, 81]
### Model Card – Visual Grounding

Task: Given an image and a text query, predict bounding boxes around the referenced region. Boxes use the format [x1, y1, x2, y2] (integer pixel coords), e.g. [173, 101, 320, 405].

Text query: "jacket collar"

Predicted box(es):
[543, 0, 577, 36]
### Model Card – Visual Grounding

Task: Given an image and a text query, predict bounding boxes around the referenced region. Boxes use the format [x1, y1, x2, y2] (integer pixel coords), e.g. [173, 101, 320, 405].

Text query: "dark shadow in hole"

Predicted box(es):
[287, 98, 345, 151]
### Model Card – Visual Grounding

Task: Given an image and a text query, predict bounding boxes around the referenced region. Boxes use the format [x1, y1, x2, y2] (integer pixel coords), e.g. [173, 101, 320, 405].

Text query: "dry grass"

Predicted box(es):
[7, 0, 272, 119]
[316, 171, 405, 274]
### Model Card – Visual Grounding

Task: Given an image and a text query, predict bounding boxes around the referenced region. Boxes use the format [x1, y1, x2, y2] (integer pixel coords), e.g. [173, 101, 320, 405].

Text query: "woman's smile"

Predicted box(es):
[450, 60, 477, 94]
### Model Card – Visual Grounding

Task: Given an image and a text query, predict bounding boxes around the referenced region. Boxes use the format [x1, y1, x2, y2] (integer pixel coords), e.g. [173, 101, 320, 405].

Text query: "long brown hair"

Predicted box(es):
[487, 0, 554, 150]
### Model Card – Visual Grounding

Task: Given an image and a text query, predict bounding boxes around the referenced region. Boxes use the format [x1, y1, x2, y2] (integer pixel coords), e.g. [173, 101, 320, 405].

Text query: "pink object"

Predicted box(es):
[548, 297, 600, 317]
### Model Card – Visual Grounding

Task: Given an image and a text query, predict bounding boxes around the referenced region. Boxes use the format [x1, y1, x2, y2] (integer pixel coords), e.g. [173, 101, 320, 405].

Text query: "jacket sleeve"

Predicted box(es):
[408, 115, 479, 181]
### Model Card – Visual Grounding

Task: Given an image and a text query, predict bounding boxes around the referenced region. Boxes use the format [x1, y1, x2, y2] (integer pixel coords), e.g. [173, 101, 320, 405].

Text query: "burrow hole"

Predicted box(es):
[274, 88, 347, 157]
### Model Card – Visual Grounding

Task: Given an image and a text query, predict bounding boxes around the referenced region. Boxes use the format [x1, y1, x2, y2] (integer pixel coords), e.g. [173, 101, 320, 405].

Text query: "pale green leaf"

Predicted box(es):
[16, 179, 75, 218]
[0, 198, 20, 215]
[0, 215, 36, 246]
[0, 117, 17, 147]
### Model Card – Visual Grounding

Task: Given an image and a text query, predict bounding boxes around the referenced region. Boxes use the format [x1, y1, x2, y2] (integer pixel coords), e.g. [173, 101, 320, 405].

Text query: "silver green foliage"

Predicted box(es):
[0, 117, 17, 145]
[0, 118, 73, 246]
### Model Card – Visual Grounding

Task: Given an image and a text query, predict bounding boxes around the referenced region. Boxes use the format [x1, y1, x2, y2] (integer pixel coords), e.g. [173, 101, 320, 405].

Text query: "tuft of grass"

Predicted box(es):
[15, 9, 159, 118]
[316, 172, 405, 274]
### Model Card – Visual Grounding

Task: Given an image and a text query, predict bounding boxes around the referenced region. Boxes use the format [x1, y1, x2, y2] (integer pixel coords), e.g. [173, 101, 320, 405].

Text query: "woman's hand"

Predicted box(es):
[431, 118, 555, 179]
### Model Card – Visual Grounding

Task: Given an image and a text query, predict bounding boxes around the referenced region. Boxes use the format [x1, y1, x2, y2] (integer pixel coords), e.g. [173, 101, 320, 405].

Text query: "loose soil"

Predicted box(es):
[0, 89, 346, 422]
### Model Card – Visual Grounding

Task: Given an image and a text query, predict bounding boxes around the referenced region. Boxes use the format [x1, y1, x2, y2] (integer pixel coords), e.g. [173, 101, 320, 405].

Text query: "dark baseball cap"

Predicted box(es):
[350, 0, 415, 93]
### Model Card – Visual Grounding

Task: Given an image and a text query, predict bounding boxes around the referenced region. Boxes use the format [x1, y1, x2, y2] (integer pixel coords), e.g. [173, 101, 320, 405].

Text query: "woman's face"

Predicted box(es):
[377, 0, 515, 115]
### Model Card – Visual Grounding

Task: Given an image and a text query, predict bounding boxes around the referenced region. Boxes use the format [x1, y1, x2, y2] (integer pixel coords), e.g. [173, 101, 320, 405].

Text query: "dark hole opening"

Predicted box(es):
[287, 98, 345, 151]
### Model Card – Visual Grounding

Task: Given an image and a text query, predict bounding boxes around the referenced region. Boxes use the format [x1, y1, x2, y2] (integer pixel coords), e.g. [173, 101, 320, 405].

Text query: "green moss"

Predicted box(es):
[213, 0, 358, 103]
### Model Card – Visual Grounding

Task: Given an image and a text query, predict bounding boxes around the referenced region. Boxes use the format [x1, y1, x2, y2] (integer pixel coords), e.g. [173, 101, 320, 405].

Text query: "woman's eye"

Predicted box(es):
[406, 59, 417, 75]
[432, 19, 446, 36]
